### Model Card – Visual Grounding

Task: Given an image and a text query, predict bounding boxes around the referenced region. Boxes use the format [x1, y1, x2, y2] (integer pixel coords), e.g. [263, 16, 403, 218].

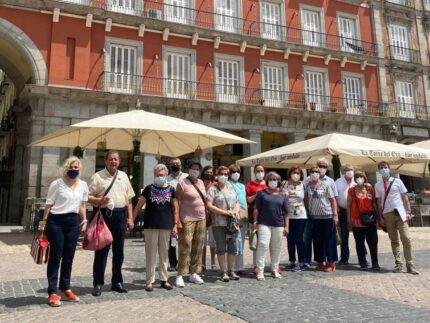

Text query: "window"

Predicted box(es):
[301, 7, 324, 47]
[304, 68, 328, 111]
[163, 47, 195, 99]
[215, 55, 244, 103]
[164, 0, 193, 25]
[342, 74, 365, 115]
[214, 0, 240, 33]
[105, 38, 141, 94]
[387, 0, 408, 5]
[61, 0, 91, 4]
[396, 81, 415, 118]
[337, 15, 359, 53]
[261, 62, 288, 107]
[389, 24, 410, 61]
[425, 0, 430, 11]
[260, 1, 283, 40]
[108, 0, 141, 16]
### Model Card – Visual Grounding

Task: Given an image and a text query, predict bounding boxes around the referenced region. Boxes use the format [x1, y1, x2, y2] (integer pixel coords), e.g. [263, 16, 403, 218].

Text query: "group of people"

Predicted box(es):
[38, 151, 419, 307]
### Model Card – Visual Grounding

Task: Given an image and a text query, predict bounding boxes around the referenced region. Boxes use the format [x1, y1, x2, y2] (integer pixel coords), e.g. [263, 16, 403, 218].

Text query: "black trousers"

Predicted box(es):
[352, 225, 378, 265]
[93, 208, 127, 286]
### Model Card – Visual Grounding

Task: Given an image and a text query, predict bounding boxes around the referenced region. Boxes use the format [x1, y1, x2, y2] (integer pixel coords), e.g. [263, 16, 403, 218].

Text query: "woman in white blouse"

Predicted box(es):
[39, 156, 88, 307]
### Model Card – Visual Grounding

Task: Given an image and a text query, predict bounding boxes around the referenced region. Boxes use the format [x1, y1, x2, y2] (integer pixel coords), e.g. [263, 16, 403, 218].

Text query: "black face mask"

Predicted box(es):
[171, 164, 180, 173]
[67, 169, 79, 179]
[203, 173, 213, 181]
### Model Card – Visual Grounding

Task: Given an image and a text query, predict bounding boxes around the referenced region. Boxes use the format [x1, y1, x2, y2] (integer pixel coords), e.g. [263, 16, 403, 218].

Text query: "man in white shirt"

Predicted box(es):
[375, 161, 418, 275]
[166, 158, 188, 271]
[335, 164, 356, 265]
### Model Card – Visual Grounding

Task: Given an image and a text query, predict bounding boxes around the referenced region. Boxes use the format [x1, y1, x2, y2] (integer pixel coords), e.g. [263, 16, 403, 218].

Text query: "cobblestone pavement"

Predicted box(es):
[0, 228, 429, 322]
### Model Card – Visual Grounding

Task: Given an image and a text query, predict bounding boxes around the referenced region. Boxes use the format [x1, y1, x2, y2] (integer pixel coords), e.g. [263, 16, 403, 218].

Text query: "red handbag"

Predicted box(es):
[30, 234, 50, 264]
[83, 210, 113, 251]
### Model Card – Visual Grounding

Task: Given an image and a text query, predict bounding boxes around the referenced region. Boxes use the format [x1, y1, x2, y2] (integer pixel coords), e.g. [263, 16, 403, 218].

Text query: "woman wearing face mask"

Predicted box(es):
[346, 171, 380, 271]
[38, 157, 88, 307]
[253, 172, 289, 281]
[282, 166, 307, 272]
[246, 164, 267, 274]
[207, 166, 240, 282]
[132, 164, 179, 292]
[201, 166, 217, 271]
[174, 160, 206, 287]
[227, 164, 247, 275]
[304, 165, 338, 272]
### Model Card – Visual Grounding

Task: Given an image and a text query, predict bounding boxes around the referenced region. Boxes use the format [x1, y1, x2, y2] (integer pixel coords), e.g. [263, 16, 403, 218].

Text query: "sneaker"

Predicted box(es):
[317, 262, 326, 271]
[271, 270, 282, 279]
[48, 294, 62, 307]
[61, 290, 79, 302]
[324, 262, 336, 273]
[291, 264, 302, 272]
[406, 265, 419, 275]
[175, 275, 185, 288]
[189, 273, 204, 284]
[220, 272, 230, 282]
[393, 263, 403, 273]
[256, 272, 265, 281]
[284, 263, 295, 271]
[228, 271, 240, 280]
[303, 262, 311, 269]
[359, 262, 368, 271]
[371, 263, 381, 271]
[252, 266, 258, 274]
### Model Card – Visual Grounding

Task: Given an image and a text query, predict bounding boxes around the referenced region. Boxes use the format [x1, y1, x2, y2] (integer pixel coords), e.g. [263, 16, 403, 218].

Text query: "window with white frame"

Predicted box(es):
[105, 39, 141, 94]
[164, 0, 193, 25]
[163, 47, 195, 99]
[387, 0, 408, 5]
[261, 62, 288, 107]
[337, 14, 360, 53]
[342, 74, 365, 115]
[260, 1, 283, 40]
[304, 68, 328, 111]
[389, 24, 410, 61]
[425, 0, 430, 11]
[215, 55, 244, 103]
[108, 0, 141, 16]
[301, 7, 323, 47]
[395, 81, 416, 118]
[214, 0, 240, 33]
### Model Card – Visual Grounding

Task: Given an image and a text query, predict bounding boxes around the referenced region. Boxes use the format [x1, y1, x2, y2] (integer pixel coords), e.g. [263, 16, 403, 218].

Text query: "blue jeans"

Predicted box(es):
[287, 219, 307, 263]
[46, 213, 80, 295]
[313, 218, 338, 263]
[303, 219, 314, 264]
[93, 208, 127, 286]
[339, 208, 350, 263]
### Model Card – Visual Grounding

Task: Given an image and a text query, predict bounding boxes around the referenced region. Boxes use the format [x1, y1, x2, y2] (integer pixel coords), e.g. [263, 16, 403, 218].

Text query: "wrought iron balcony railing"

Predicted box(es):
[385, 0, 415, 8]
[100, 72, 389, 117]
[384, 102, 429, 120]
[389, 45, 420, 64]
[56, 0, 377, 57]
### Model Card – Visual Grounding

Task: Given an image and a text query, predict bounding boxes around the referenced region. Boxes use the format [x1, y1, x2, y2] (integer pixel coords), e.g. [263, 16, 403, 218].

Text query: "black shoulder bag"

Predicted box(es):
[353, 187, 376, 226]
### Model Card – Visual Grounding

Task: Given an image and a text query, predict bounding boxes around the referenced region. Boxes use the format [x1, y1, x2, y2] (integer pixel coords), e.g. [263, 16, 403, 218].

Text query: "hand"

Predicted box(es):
[127, 218, 134, 231]
[171, 226, 178, 238]
[347, 223, 352, 232]
[406, 213, 412, 221]
[177, 221, 183, 232]
[80, 222, 88, 234]
[379, 219, 385, 227]
[252, 222, 257, 231]
[333, 215, 339, 225]
[100, 196, 110, 205]
[283, 226, 289, 236]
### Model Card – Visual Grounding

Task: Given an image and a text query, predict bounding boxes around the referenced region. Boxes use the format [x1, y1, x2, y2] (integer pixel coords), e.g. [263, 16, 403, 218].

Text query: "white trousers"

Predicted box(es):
[256, 225, 283, 273]
[144, 229, 170, 283]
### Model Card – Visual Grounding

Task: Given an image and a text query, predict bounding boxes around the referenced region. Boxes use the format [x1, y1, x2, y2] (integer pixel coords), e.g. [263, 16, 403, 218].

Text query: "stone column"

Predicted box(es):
[142, 153, 157, 190]
[241, 129, 262, 183]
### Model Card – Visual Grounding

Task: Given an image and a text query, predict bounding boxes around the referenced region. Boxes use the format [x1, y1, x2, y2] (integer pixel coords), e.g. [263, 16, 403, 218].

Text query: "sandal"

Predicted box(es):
[161, 281, 173, 290]
[145, 284, 154, 292]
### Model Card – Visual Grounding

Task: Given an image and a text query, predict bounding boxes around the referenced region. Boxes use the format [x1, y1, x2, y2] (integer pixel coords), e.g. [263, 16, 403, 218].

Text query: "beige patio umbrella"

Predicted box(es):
[393, 140, 430, 177]
[30, 109, 253, 156]
[236, 133, 430, 168]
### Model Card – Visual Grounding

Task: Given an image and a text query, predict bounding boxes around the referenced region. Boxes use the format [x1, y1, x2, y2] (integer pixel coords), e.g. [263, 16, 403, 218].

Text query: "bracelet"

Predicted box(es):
[80, 219, 88, 225]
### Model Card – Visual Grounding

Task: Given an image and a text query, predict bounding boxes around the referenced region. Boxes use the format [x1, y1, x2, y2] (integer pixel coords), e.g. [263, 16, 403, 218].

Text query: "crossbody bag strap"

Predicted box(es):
[188, 177, 206, 205]
[216, 185, 231, 211]
[103, 171, 118, 197]
[353, 187, 362, 214]
[381, 179, 395, 215]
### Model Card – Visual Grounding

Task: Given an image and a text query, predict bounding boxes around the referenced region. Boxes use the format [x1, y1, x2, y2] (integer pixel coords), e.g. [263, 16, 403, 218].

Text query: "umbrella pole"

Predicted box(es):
[132, 139, 140, 207]
[332, 155, 341, 180]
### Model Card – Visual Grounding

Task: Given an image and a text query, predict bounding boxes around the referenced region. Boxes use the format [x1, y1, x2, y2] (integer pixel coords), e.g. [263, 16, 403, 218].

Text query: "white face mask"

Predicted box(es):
[291, 173, 301, 182]
[217, 175, 228, 184]
[231, 172, 240, 182]
[268, 180, 278, 189]
[311, 173, 320, 181]
[255, 172, 265, 181]
[189, 169, 200, 178]
[355, 177, 365, 185]
[345, 170, 354, 179]
[319, 167, 327, 175]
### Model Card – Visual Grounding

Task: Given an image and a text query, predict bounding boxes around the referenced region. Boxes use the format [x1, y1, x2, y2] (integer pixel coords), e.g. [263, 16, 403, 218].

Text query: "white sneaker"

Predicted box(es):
[256, 272, 265, 281]
[175, 275, 185, 288]
[189, 273, 204, 284]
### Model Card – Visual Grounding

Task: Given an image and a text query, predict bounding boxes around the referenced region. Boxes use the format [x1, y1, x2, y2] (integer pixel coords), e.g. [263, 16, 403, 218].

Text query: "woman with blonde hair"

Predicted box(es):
[39, 156, 89, 307]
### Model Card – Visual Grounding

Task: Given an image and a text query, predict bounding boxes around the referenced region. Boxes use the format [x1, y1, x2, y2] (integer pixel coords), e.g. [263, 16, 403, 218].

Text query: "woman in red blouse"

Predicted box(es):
[246, 164, 267, 274]
[346, 171, 380, 271]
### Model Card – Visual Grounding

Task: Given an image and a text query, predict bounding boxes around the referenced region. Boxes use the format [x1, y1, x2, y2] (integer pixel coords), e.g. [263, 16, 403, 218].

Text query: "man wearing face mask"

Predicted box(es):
[375, 161, 418, 275]
[166, 158, 188, 271]
[335, 164, 356, 265]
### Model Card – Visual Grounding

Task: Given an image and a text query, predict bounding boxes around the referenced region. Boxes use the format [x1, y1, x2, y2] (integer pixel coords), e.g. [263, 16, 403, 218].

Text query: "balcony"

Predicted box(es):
[389, 45, 420, 64]
[385, 0, 415, 8]
[384, 102, 429, 120]
[100, 72, 386, 117]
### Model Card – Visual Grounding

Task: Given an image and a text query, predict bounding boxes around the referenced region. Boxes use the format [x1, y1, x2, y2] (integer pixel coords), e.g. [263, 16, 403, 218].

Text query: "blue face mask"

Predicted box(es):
[379, 168, 390, 178]
[67, 169, 79, 179]
[154, 176, 166, 186]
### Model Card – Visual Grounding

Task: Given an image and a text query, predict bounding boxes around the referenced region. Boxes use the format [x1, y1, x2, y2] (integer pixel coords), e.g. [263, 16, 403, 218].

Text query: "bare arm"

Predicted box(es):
[330, 197, 339, 225]
[132, 196, 146, 222]
[206, 200, 231, 216]
[126, 198, 134, 230]
[402, 193, 411, 213]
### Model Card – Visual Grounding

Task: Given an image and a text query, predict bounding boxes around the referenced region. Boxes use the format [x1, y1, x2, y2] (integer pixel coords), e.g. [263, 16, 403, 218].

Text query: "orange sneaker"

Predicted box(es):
[61, 290, 80, 302]
[324, 262, 336, 273]
[48, 293, 62, 307]
[317, 262, 326, 271]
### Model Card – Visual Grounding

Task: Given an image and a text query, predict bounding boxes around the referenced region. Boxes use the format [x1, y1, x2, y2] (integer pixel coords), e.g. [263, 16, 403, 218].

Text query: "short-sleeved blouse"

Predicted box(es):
[348, 187, 376, 228]
[178, 177, 206, 222]
[46, 178, 88, 214]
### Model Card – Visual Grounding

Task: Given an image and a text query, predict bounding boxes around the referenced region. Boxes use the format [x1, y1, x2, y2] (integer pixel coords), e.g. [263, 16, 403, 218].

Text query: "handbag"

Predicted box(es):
[238, 207, 249, 222]
[216, 185, 239, 234]
[353, 188, 376, 226]
[30, 234, 50, 264]
[249, 229, 258, 251]
[82, 209, 113, 251]
[335, 224, 342, 246]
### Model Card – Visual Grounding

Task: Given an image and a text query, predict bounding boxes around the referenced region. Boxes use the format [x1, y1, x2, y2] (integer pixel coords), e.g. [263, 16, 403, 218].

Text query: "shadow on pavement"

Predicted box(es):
[0, 295, 46, 308]
[0, 232, 33, 246]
